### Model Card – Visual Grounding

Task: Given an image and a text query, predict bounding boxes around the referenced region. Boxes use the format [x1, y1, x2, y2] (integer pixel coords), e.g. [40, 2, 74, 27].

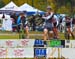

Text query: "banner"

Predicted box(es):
[8, 48, 25, 58]
[18, 39, 35, 47]
[34, 39, 46, 47]
[61, 48, 75, 59]
[47, 40, 65, 48]
[0, 48, 75, 58]
[47, 48, 62, 58]
[65, 40, 75, 48]
[0, 39, 35, 48]
[0, 39, 75, 48]
[3, 40, 18, 48]
[7, 48, 34, 58]
[0, 48, 7, 58]
[34, 48, 46, 57]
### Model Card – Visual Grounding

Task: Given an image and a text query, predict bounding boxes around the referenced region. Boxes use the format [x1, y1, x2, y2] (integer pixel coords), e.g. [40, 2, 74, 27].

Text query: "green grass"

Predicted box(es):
[0, 31, 74, 40]
[0, 35, 19, 39]
[0, 31, 43, 34]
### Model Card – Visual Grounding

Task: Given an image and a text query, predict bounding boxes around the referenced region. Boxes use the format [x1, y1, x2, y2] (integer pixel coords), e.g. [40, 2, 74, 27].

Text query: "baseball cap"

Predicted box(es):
[47, 6, 52, 9]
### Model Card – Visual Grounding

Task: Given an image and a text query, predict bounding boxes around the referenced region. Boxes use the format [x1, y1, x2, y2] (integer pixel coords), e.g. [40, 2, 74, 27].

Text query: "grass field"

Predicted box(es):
[0, 31, 74, 40]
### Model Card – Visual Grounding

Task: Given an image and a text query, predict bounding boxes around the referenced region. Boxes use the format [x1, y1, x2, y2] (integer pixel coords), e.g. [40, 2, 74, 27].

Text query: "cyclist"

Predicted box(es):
[42, 6, 59, 40]
[65, 16, 74, 39]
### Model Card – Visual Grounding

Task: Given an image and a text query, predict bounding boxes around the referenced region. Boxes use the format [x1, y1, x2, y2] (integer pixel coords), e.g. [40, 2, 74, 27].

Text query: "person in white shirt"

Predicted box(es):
[2, 14, 12, 31]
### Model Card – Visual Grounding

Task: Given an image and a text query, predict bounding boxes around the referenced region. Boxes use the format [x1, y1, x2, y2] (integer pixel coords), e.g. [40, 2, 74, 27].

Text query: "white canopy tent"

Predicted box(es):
[0, 1, 20, 11]
[19, 3, 43, 12]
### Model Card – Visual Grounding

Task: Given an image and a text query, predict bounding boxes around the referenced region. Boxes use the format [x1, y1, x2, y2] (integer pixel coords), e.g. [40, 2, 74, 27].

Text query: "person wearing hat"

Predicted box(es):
[17, 12, 29, 39]
[42, 6, 59, 40]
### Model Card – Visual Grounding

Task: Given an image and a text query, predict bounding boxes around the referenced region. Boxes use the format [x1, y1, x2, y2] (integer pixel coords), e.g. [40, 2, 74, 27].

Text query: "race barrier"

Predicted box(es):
[65, 40, 75, 48]
[0, 48, 34, 58]
[0, 39, 75, 48]
[0, 48, 75, 58]
[0, 39, 35, 48]
[0, 39, 75, 58]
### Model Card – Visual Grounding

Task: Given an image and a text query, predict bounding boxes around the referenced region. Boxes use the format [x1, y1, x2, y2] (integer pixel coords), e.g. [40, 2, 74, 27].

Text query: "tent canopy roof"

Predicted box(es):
[19, 3, 43, 12]
[0, 1, 20, 11]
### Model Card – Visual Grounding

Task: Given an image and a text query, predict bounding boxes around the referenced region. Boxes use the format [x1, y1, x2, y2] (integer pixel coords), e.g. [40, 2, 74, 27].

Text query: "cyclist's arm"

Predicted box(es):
[42, 12, 53, 20]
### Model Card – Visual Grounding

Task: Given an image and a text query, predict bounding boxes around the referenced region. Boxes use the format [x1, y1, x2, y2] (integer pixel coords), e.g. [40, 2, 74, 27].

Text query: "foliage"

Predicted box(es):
[0, 0, 5, 8]
[1, 0, 75, 14]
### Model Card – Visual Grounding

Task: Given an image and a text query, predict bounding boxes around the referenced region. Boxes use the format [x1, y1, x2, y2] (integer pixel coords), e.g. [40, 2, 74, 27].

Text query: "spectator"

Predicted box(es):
[2, 14, 12, 31]
[17, 12, 29, 39]
[10, 12, 18, 32]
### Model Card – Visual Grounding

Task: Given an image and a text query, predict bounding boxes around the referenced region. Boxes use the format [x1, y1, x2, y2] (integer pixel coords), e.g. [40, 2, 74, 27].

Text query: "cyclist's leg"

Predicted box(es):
[53, 22, 59, 39]
[68, 27, 75, 39]
[73, 25, 75, 36]
[49, 30, 54, 39]
[48, 23, 54, 39]
[43, 28, 48, 41]
[25, 25, 29, 39]
[53, 27, 59, 39]
[66, 27, 70, 39]
[53, 27, 56, 38]
[48, 27, 54, 39]
[65, 26, 70, 40]
[55, 28, 59, 39]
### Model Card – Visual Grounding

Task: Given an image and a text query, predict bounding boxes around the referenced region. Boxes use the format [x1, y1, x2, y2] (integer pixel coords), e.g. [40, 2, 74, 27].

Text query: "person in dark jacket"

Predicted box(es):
[10, 12, 18, 32]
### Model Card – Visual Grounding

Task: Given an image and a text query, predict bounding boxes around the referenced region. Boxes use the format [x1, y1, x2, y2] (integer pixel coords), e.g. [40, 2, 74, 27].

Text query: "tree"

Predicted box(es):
[57, 6, 70, 14]
[3, 0, 10, 5]
[1, 0, 75, 14]
[0, 0, 5, 8]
